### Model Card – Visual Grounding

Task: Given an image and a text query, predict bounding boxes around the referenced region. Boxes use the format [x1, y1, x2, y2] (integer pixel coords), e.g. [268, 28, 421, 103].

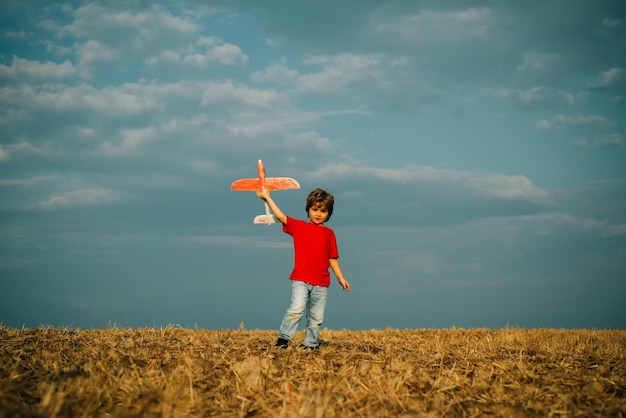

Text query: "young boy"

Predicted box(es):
[256, 186, 350, 349]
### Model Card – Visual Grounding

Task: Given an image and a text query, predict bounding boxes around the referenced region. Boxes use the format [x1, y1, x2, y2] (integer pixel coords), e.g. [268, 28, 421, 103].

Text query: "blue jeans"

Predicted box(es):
[278, 281, 328, 347]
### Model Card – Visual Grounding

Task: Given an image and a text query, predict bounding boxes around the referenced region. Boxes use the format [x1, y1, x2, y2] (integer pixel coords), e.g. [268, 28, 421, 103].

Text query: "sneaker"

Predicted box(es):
[299, 344, 320, 350]
[276, 338, 289, 349]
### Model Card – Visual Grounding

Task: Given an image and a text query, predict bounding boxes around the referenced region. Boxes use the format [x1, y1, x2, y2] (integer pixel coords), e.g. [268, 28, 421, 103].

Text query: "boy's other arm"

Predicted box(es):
[329, 258, 350, 292]
[256, 187, 287, 225]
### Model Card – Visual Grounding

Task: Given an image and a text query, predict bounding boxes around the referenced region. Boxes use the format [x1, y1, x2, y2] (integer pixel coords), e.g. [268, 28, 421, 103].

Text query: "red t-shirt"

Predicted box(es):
[283, 216, 339, 287]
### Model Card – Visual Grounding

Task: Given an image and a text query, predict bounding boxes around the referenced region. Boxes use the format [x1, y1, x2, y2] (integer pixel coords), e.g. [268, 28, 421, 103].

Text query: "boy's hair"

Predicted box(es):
[306, 188, 334, 221]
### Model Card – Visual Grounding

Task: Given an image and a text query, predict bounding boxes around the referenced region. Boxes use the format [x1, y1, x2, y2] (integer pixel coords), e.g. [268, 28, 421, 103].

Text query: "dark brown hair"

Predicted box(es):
[305, 188, 334, 221]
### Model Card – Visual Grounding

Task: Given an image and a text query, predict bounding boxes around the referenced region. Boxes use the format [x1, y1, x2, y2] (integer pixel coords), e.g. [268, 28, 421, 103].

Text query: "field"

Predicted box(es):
[1, 327, 624, 417]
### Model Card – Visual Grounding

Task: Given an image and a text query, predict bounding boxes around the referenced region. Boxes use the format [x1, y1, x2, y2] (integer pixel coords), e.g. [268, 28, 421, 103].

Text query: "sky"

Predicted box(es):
[1, 1, 625, 331]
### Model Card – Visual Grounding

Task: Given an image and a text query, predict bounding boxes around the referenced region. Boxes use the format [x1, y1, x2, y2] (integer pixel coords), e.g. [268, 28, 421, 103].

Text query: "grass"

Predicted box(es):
[1, 326, 624, 417]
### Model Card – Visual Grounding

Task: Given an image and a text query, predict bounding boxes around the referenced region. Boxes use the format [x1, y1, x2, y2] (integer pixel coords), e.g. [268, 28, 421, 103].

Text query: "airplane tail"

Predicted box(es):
[254, 214, 277, 225]
[254, 201, 277, 225]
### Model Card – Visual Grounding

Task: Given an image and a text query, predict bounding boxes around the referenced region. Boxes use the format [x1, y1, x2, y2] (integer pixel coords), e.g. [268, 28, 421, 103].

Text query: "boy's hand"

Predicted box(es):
[255, 187, 288, 224]
[338, 277, 351, 292]
[256, 186, 269, 201]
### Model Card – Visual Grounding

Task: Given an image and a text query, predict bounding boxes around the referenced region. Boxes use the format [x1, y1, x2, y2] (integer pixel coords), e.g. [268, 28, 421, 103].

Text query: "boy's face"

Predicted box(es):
[308, 203, 329, 225]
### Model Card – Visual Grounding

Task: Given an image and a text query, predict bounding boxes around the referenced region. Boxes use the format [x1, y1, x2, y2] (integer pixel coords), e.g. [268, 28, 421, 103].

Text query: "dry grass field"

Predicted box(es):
[1, 326, 624, 417]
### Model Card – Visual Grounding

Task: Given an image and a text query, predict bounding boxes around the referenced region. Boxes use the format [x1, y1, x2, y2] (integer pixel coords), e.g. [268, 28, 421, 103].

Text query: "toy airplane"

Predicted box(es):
[231, 159, 300, 225]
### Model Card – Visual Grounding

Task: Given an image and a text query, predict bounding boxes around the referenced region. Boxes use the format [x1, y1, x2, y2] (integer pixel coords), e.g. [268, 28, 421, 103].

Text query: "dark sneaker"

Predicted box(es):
[276, 338, 289, 349]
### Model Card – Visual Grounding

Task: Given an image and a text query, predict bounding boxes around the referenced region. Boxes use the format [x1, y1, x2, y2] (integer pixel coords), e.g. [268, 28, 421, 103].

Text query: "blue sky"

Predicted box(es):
[1, 1, 625, 330]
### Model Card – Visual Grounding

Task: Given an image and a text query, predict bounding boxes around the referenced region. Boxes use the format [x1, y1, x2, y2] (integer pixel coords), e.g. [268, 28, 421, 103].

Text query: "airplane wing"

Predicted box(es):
[265, 177, 300, 190]
[231, 177, 300, 191]
[230, 178, 260, 191]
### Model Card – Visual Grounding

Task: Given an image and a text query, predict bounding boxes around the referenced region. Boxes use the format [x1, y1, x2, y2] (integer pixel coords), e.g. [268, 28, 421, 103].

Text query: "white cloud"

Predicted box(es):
[522, 213, 626, 237]
[552, 114, 613, 128]
[310, 163, 548, 200]
[286, 131, 334, 154]
[181, 235, 291, 250]
[611, 224, 626, 235]
[62, 4, 199, 78]
[5, 30, 29, 40]
[201, 81, 285, 107]
[504, 87, 575, 109]
[297, 53, 385, 94]
[69, 3, 196, 40]
[535, 119, 552, 130]
[538, 113, 614, 130]
[589, 67, 626, 89]
[184, 42, 248, 67]
[472, 174, 547, 199]
[33, 188, 120, 210]
[191, 159, 219, 173]
[0, 56, 75, 80]
[75, 40, 117, 79]
[0, 176, 53, 186]
[0, 147, 10, 163]
[372, 7, 491, 44]
[251, 62, 298, 85]
[0, 142, 54, 159]
[99, 127, 157, 155]
[266, 38, 283, 47]
[602, 17, 624, 28]
[146, 50, 181, 67]
[397, 252, 443, 275]
[3, 83, 158, 117]
[575, 134, 625, 148]
[517, 52, 561, 73]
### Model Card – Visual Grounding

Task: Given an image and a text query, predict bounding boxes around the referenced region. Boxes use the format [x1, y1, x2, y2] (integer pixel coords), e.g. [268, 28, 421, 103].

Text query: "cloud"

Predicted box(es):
[2, 83, 158, 118]
[552, 114, 614, 128]
[535, 119, 552, 130]
[249, 54, 426, 115]
[67, 3, 197, 42]
[56, 3, 199, 79]
[252, 53, 408, 98]
[297, 53, 386, 94]
[99, 127, 158, 155]
[0, 176, 52, 186]
[0, 142, 54, 160]
[31, 188, 121, 210]
[251, 61, 298, 85]
[504, 87, 575, 109]
[538, 113, 614, 130]
[181, 235, 291, 250]
[184, 37, 249, 67]
[5, 30, 29, 40]
[145, 50, 181, 67]
[575, 134, 625, 148]
[309, 163, 548, 200]
[200, 80, 286, 107]
[602, 17, 624, 28]
[75, 40, 117, 79]
[371, 7, 492, 45]
[522, 213, 626, 237]
[516, 52, 561, 74]
[0, 147, 9, 163]
[0, 56, 75, 80]
[588, 67, 626, 91]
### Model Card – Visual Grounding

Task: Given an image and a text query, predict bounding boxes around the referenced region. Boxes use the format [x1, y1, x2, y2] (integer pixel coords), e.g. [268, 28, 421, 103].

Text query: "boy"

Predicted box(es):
[256, 186, 350, 349]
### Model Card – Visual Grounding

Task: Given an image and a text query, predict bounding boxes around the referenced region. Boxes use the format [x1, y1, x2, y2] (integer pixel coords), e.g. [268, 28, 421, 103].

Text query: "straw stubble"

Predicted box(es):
[1, 327, 624, 417]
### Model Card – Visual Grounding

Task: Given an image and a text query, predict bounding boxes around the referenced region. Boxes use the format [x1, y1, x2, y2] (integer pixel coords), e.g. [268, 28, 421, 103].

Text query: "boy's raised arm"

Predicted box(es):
[256, 187, 287, 225]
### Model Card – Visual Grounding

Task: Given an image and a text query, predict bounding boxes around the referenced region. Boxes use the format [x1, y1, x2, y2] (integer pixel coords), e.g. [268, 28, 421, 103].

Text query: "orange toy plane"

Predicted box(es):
[231, 159, 300, 225]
